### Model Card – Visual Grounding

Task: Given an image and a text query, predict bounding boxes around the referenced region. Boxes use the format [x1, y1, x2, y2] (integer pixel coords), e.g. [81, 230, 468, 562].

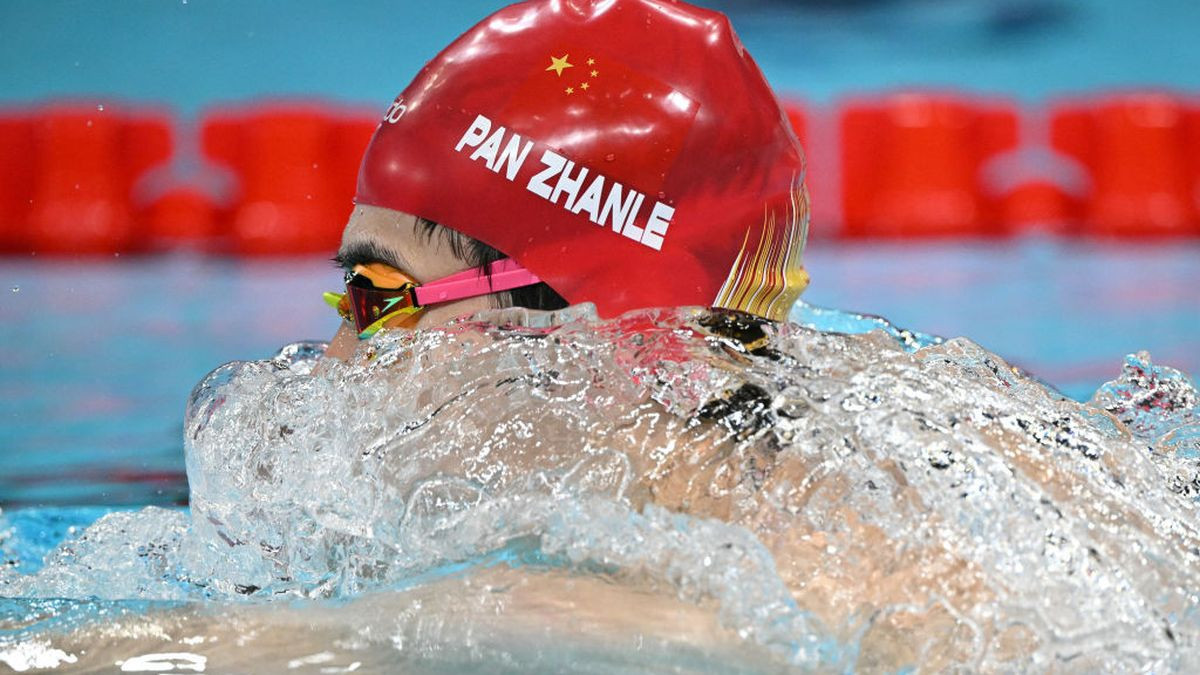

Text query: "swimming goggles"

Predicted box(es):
[324, 258, 541, 339]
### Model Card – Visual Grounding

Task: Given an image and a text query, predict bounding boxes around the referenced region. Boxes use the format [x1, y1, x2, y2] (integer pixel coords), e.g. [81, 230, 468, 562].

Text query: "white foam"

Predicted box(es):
[3, 305, 1199, 670]
[0, 641, 78, 672]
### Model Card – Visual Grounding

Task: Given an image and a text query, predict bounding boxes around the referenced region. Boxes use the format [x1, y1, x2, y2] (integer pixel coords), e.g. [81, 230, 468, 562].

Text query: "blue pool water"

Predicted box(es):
[1, 241, 1198, 671]
[804, 239, 1200, 396]
[5, 0, 1200, 112]
[1, 239, 1197, 508]
[2, 256, 336, 507]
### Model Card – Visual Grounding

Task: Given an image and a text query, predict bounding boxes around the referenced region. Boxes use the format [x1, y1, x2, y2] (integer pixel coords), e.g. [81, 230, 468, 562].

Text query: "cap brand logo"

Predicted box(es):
[383, 98, 408, 124]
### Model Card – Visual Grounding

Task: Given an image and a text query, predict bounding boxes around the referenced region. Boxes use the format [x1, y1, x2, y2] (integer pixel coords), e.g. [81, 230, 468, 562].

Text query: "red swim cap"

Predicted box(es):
[356, 0, 810, 321]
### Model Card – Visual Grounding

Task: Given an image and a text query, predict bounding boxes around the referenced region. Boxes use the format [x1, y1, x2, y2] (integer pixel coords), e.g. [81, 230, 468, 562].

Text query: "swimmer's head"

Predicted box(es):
[332, 0, 809, 349]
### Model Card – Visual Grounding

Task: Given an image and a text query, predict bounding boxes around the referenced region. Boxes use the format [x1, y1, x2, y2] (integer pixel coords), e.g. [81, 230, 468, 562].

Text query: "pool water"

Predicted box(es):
[1, 239, 1198, 671]
[803, 239, 1200, 398]
[0, 283, 1197, 670]
[2, 239, 1196, 508]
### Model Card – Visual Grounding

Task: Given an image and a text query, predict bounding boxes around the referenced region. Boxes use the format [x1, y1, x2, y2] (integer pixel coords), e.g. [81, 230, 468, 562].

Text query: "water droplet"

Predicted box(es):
[73, 61, 80, 67]
[86, 120, 93, 128]
[10, 286, 18, 293]
[74, 183, 80, 190]
[311, 162, 319, 169]
[604, 153, 615, 162]
[113, 252, 120, 258]
[96, 104, 105, 112]
[305, 194, 313, 200]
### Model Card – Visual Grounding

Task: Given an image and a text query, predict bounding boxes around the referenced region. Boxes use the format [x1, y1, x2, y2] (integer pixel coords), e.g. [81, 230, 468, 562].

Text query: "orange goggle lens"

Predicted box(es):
[325, 267, 424, 338]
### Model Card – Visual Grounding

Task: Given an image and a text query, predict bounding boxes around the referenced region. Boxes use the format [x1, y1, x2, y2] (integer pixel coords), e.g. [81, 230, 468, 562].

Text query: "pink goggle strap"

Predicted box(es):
[413, 259, 542, 306]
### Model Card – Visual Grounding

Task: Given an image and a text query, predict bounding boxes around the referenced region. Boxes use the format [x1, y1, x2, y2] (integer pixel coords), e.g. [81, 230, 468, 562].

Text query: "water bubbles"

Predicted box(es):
[96, 104, 104, 112]
[4, 308, 1200, 670]
[10, 286, 18, 293]
[604, 152, 616, 162]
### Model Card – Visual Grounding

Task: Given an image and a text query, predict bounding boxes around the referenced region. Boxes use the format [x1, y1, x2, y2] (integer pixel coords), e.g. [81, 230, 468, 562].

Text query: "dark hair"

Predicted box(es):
[414, 217, 569, 311]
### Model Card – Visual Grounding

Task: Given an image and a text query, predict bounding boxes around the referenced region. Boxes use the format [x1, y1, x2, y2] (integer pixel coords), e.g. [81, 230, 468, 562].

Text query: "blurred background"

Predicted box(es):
[1, 0, 1198, 506]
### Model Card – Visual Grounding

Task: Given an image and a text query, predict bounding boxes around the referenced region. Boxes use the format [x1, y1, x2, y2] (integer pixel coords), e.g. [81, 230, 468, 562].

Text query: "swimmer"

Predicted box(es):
[325, 0, 811, 361]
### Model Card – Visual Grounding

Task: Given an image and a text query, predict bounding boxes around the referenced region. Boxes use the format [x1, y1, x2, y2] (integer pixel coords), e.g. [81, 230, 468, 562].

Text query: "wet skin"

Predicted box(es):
[325, 204, 495, 361]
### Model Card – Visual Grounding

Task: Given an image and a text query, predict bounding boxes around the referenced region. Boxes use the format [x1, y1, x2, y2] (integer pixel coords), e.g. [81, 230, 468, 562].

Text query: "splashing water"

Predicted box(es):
[2, 302, 1199, 672]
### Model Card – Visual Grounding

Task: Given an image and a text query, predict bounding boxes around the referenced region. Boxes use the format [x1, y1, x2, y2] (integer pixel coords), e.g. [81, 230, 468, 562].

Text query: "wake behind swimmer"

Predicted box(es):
[4, 304, 1200, 671]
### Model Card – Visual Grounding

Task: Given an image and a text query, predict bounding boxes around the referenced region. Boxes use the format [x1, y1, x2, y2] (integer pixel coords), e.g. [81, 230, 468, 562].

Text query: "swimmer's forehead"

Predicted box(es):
[334, 206, 419, 273]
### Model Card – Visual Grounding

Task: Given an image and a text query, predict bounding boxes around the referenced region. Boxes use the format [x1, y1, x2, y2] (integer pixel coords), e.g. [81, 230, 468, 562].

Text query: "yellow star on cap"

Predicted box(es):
[580, 82, 590, 91]
[587, 58, 595, 66]
[565, 86, 575, 95]
[546, 54, 574, 77]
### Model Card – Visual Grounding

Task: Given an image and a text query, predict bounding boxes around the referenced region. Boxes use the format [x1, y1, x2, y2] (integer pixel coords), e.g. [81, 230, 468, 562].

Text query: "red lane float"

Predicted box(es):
[783, 102, 808, 150]
[144, 187, 221, 247]
[0, 110, 34, 252]
[328, 113, 379, 222]
[201, 103, 378, 255]
[25, 103, 172, 255]
[996, 181, 1080, 233]
[781, 100, 840, 239]
[5, 91, 1200, 256]
[1052, 92, 1200, 237]
[781, 101, 818, 235]
[839, 92, 1019, 237]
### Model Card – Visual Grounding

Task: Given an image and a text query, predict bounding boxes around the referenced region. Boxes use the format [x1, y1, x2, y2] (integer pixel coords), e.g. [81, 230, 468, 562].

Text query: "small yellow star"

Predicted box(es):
[580, 82, 590, 91]
[587, 58, 595, 66]
[590, 69, 599, 78]
[546, 54, 573, 77]
[565, 86, 575, 95]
